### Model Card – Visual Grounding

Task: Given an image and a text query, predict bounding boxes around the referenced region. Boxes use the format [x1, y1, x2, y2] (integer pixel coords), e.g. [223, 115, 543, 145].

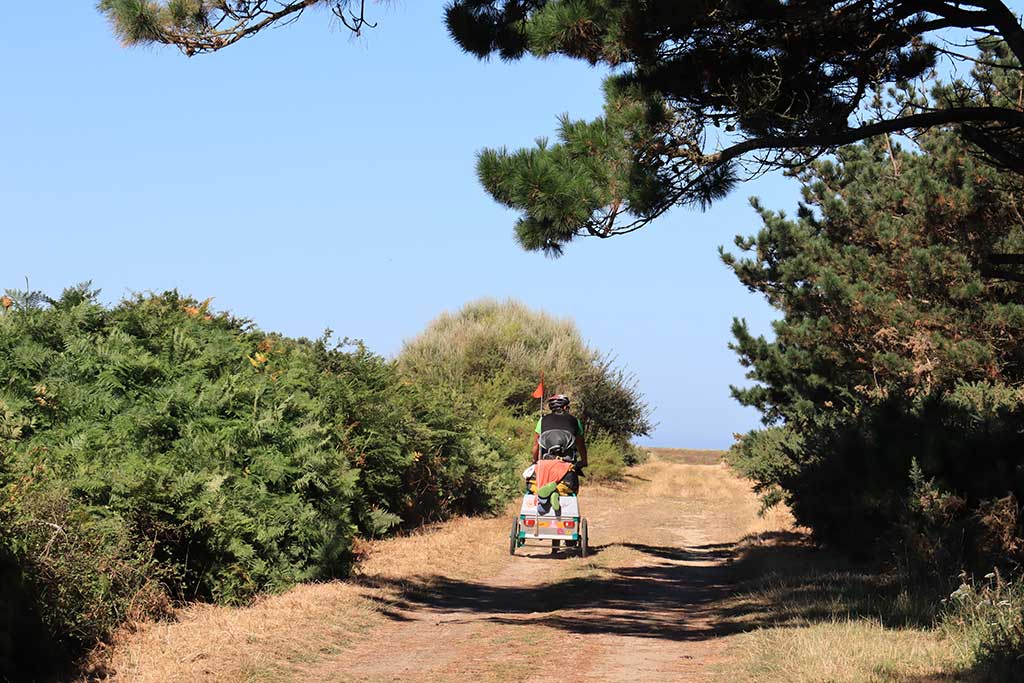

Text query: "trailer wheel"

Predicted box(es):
[580, 518, 589, 558]
[509, 518, 519, 556]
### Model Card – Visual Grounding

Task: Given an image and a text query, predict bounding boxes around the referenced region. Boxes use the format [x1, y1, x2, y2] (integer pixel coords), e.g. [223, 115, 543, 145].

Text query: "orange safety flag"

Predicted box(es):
[531, 379, 544, 399]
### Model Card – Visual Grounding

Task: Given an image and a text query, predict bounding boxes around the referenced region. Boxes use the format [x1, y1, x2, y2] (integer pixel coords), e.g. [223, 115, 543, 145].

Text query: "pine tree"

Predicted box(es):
[445, 1, 1024, 252]
[723, 127, 1024, 563]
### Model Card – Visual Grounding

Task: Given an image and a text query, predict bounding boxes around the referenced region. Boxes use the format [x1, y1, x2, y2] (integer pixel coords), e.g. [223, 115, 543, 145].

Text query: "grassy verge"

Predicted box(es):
[715, 531, 960, 683]
[715, 529, 1024, 683]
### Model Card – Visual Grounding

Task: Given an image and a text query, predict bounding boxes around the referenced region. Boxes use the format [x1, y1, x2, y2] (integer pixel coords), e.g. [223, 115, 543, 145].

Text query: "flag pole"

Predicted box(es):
[539, 370, 545, 421]
[531, 371, 545, 462]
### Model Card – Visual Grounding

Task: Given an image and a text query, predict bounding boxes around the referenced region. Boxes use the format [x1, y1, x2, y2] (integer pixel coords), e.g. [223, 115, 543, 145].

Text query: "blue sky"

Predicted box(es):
[0, 2, 801, 449]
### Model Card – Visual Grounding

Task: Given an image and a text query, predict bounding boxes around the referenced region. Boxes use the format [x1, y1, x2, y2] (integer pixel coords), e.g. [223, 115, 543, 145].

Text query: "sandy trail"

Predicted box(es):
[107, 450, 788, 683]
[302, 450, 768, 683]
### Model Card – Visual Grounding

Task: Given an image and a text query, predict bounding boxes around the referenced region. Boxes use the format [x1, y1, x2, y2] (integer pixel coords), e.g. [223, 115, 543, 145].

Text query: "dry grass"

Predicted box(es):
[111, 451, 964, 683]
[715, 520, 963, 683]
[724, 621, 962, 683]
[645, 447, 726, 465]
[641, 457, 797, 536]
[103, 457, 777, 682]
[103, 582, 375, 683]
[715, 561, 964, 683]
[103, 508, 522, 683]
[354, 510, 515, 584]
[641, 455, 966, 683]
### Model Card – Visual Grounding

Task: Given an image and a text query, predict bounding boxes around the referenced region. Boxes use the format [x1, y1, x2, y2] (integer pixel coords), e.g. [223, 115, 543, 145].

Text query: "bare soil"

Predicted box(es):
[297, 449, 787, 683]
[105, 449, 794, 683]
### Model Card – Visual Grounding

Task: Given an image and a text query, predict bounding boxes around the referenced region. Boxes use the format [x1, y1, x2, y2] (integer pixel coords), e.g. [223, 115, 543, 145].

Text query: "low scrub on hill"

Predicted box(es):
[397, 298, 651, 462]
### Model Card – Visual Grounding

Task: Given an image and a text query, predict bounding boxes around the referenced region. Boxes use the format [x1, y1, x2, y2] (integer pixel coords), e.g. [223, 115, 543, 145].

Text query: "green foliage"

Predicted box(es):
[0, 286, 514, 675]
[98, 0, 377, 55]
[582, 436, 637, 481]
[396, 298, 651, 462]
[474, 87, 673, 255]
[724, 128, 1024, 565]
[728, 426, 802, 512]
[0, 481, 168, 671]
[443, 1, 1024, 250]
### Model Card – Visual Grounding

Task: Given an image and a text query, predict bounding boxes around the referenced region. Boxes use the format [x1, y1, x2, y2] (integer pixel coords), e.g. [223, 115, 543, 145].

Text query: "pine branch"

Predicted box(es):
[595, 107, 1024, 238]
[975, 0, 1024, 65]
[980, 265, 1024, 282]
[986, 253, 1024, 265]
[102, 0, 379, 55]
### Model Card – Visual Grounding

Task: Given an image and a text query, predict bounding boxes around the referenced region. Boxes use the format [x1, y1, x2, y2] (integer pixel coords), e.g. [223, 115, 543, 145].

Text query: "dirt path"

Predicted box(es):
[298, 450, 782, 683]
[107, 449, 791, 683]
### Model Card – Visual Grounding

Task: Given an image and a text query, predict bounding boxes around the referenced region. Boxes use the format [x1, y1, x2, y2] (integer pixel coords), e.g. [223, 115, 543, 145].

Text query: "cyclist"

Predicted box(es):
[531, 394, 588, 470]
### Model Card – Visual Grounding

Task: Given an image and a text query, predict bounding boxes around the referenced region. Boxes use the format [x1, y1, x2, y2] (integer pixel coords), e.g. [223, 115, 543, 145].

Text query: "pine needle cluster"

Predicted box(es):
[444, 1, 1024, 251]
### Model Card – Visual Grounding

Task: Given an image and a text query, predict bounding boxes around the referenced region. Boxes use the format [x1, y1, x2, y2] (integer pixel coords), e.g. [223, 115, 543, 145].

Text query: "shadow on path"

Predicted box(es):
[356, 541, 746, 642]
[356, 532, 940, 643]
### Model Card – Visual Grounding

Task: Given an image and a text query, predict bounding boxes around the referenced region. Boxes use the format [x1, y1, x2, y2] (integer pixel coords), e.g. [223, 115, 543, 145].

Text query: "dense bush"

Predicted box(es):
[724, 129, 1024, 568]
[582, 436, 647, 481]
[0, 286, 512, 674]
[0, 481, 168, 673]
[397, 298, 651, 455]
[0, 288, 648, 677]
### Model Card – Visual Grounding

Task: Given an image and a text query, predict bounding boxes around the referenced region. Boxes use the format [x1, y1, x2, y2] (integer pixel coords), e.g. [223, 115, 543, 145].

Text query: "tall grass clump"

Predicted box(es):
[0, 284, 511, 677]
[942, 571, 1024, 682]
[397, 298, 651, 477]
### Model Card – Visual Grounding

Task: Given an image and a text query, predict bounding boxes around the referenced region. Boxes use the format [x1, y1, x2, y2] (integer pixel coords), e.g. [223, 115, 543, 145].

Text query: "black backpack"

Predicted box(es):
[538, 428, 576, 461]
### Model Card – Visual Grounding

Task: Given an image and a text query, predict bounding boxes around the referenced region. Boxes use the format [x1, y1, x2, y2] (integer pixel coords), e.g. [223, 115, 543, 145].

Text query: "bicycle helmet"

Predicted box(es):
[547, 394, 570, 413]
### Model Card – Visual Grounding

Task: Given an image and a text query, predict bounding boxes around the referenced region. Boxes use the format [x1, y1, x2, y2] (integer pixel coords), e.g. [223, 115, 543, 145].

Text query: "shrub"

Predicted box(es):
[397, 298, 651, 448]
[583, 436, 631, 481]
[731, 387, 1024, 569]
[0, 286, 523, 676]
[728, 426, 802, 512]
[0, 482, 168, 671]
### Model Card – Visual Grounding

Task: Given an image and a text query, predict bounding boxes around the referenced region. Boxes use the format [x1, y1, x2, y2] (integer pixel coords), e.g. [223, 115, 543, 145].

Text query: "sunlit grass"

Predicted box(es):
[724, 620, 961, 683]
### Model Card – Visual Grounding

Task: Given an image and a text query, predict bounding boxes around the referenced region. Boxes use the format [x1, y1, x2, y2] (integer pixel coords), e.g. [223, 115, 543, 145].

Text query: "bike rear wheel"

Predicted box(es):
[509, 518, 519, 556]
